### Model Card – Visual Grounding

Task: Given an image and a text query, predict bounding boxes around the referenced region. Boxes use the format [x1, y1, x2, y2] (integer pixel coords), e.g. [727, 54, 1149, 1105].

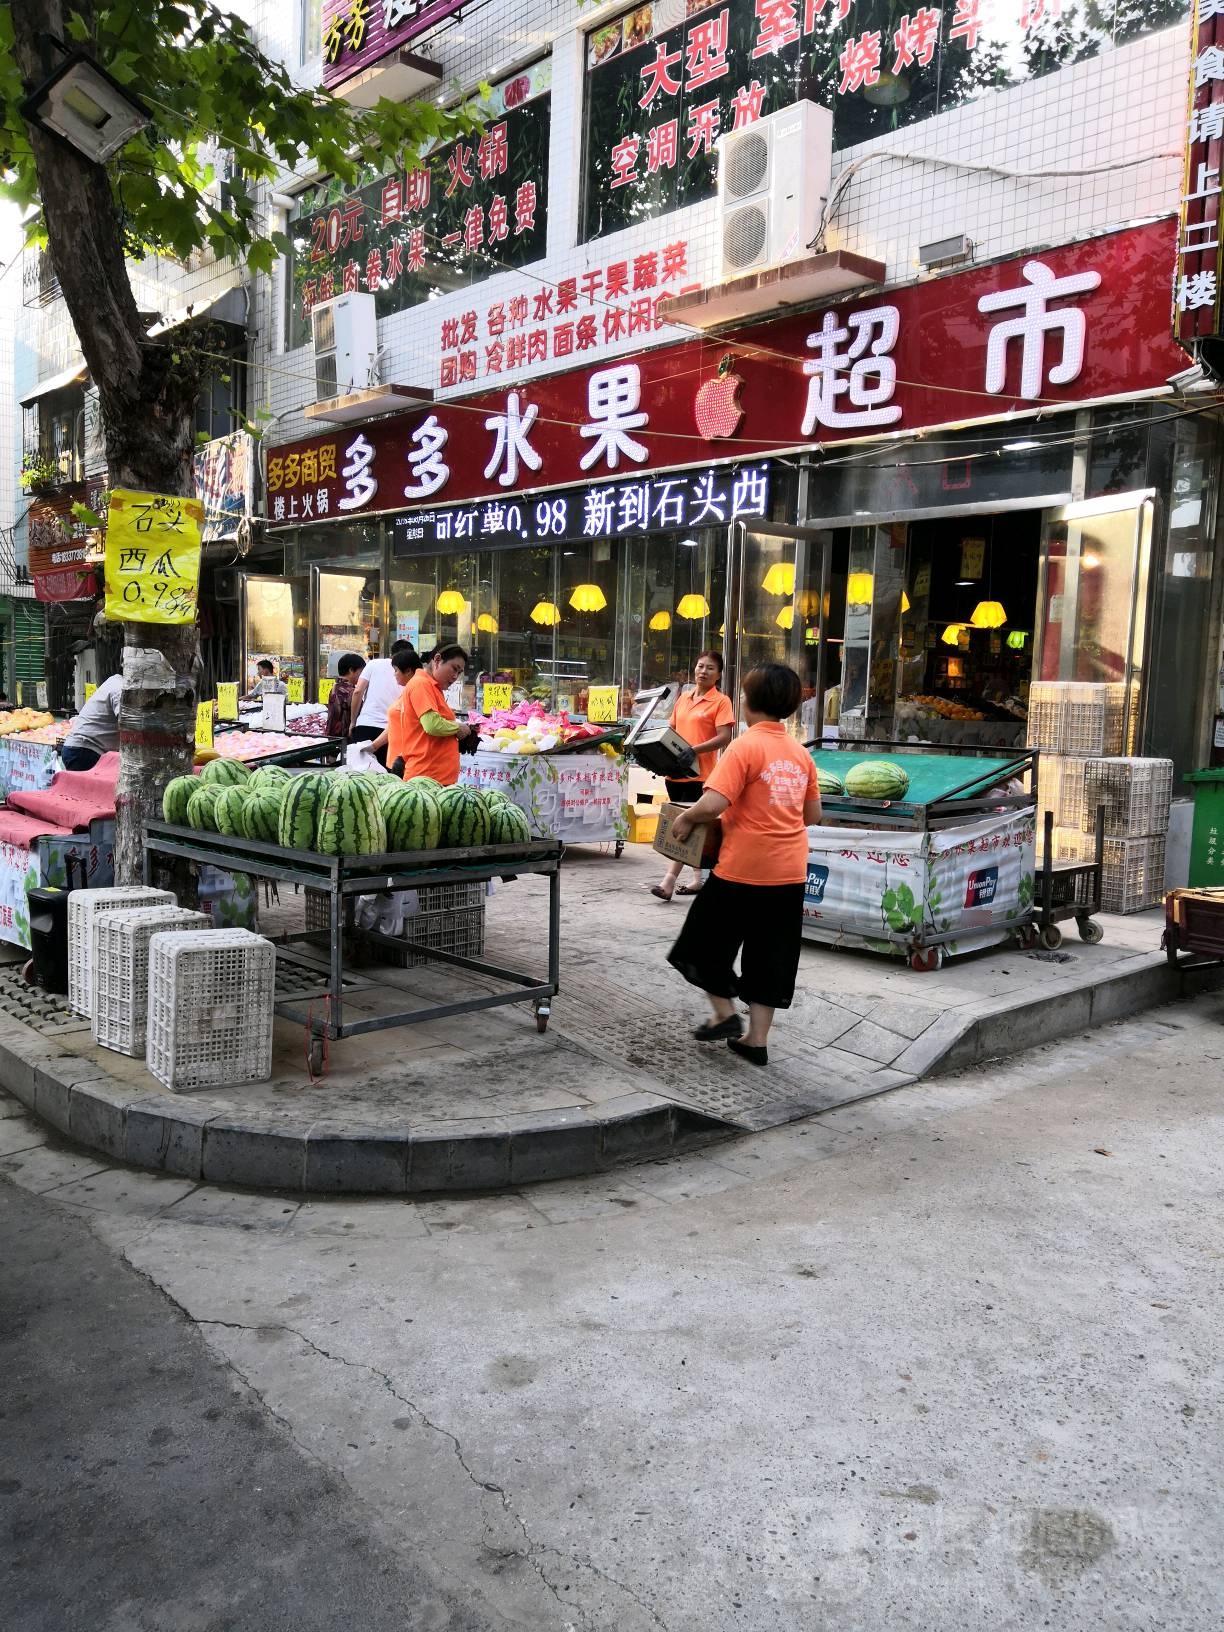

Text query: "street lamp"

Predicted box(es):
[21, 49, 150, 165]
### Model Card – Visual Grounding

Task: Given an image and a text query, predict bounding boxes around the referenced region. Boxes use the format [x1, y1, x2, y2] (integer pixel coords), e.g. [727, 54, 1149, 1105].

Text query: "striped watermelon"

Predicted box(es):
[241, 784, 286, 843]
[214, 786, 249, 837]
[186, 784, 225, 831]
[248, 765, 292, 796]
[200, 757, 251, 788]
[317, 777, 386, 856]
[488, 802, 531, 846]
[480, 789, 513, 812]
[382, 784, 442, 853]
[278, 773, 328, 851]
[436, 784, 490, 849]
[408, 776, 442, 793]
[162, 775, 198, 825]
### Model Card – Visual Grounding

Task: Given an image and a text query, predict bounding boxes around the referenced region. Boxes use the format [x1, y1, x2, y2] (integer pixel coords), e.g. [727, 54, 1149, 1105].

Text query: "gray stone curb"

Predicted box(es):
[1, 955, 1219, 1193]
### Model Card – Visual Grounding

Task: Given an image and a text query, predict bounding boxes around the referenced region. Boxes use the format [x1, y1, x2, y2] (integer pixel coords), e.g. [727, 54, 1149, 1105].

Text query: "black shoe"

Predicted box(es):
[693, 1015, 743, 1042]
[728, 1038, 768, 1067]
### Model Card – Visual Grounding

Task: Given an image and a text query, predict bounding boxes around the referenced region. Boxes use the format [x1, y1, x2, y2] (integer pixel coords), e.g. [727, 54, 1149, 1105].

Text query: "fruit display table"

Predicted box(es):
[144, 822, 562, 1071]
[0, 735, 62, 798]
[212, 724, 345, 768]
[460, 749, 629, 853]
[0, 819, 116, 950]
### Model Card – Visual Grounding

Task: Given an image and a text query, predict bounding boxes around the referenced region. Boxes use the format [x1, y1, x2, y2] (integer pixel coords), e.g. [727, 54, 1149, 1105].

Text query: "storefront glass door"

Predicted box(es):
[726, 520, 833, 741]
[240, 575, 307, 691]
[313, 566, 381, 688]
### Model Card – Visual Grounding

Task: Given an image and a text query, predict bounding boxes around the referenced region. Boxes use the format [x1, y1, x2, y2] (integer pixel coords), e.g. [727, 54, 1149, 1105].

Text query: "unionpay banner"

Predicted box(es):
[104, 489, 203, 625]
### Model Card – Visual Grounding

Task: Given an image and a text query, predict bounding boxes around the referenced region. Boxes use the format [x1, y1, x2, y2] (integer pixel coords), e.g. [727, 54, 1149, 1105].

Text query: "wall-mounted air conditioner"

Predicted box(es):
[311, 291, 378, 399]
[716, 101, 832, 281]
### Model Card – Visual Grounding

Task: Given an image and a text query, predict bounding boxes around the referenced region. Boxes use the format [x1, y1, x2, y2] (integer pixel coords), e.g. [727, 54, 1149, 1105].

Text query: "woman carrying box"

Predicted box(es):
[650, 650, 735, 902]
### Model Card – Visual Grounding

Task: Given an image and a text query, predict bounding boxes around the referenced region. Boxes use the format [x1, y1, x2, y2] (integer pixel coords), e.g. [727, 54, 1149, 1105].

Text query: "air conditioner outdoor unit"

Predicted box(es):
[311, 291, 379, 399]
[716, 100, 832, 281]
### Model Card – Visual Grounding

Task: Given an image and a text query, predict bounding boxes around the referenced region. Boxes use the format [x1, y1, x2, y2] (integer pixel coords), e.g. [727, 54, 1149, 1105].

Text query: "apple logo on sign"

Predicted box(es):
[694, 355, 744, 440]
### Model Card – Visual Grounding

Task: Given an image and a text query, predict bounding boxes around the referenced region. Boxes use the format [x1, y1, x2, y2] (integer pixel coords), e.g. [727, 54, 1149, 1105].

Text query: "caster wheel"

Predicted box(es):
[534, 1003, 551, 1034]
[1016, 924, 1038, 951]
[614, 842, 625, 859]
[909, 947, 943, 973]
[1078, 919, 1104, 944]
[308, 1038, 325, 1076]
[1039, 924, 1063, 951]
[19, 959, 35, 986]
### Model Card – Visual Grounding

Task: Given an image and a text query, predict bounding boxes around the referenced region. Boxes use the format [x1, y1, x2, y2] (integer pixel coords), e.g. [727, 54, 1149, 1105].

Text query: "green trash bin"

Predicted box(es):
[1185, 769, 1224, 886]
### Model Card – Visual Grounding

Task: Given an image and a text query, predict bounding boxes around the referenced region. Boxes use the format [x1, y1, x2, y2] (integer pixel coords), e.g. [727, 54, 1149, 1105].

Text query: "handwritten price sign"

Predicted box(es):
[195, 701, 214, 751]
[104, 489, 203, 625]
[216, 682, 239, 721]
[482, 682, 513, 713]
[586, 686, 620, 724]
[286, 677, 305, 704]
[318, 677, 335, 705]
[84, 683, 97, 702]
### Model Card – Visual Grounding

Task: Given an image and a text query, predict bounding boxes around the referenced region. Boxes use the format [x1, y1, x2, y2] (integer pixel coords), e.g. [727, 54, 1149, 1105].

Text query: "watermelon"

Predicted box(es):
[488, 802, 531, 846]
[186, 784, 224, 831]
[214, 786, 249, 837]
[480, 788, 513, 811]
[408, 776, 442, 793]
[241, 783, 286, 843]
[816, 768, 844, 797]
[317, 777, 386, 855]
[382, 784, 442, 853]
[200, 757, 250, 788]
[435, 784, 490, 849]
[248, 765, 292, 796]
[373, 776, 408, 807]
[844, 760, 911, 799]
[278, 773, 328, 851]
[162, 775, 198, 825]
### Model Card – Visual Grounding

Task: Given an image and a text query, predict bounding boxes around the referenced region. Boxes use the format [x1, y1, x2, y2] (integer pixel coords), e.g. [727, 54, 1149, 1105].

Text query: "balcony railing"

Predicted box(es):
[21, 249, 61, 309]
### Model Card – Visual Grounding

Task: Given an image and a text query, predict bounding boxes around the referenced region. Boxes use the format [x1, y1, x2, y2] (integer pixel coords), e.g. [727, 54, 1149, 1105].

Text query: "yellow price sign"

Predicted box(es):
[586, 685, 620, 724]
[286, 676, 305, 704]
[84, 682, 97, 702]
[318, 677, 335, 706]
[195, 701, 214, 751]
[14, 682, 23, 706]
[216, 682, 239, 721]
[482, 682, 513, 713]
[104, 488, 203, 625]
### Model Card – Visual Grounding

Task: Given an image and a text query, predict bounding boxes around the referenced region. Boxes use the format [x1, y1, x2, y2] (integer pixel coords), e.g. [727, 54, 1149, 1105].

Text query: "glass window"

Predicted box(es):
[301, 0, 321, 63]
[243, 575, 308, 690]
[285, 59, 552, 350]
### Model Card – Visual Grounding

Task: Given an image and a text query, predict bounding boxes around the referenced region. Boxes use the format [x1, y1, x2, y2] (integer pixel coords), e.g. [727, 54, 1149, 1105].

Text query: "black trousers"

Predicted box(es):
[60, 745, 101, 772]
[350, 724, 388, 768]
[667, 872, 806, 1010]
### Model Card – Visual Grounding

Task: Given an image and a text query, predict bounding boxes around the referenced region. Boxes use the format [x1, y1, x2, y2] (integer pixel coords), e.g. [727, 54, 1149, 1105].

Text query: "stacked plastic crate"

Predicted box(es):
[1028, 683, 1170, 913]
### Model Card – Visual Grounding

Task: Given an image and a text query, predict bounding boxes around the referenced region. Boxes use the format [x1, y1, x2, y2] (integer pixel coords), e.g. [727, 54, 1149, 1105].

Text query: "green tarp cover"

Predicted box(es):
[809, 749, 1026, 807]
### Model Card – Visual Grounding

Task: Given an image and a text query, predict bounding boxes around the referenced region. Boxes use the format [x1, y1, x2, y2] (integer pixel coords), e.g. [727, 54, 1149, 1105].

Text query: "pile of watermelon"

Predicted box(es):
[161, 764, 532, 856]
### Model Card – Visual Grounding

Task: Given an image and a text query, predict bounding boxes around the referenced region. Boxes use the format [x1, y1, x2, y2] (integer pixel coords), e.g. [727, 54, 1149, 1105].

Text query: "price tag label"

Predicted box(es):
[318, 677, 335, 705]
[286, 676, 305, 704]
[195, 701, 214, 751]
[587, 685, 620, 724]
[84, 683, 97, 702]
[216, 682, 238, 721]
[482, 682, 512, 713]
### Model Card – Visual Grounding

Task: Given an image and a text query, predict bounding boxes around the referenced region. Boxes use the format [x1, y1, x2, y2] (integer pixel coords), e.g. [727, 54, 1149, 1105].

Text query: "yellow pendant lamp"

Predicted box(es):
[942, 622, 968, 646]
[846, 571, 874, 605]
[569, 583, 607, 612]
[476, 613, 498, 634]
[677, 593, 710, 620]
[761, 562, 795, 597]
[648, 610, 671, 632]
[436, 589, 465, 614]
[775, 605, 794, 630]
[530, 600, 561, 626]
[970, 600, 1007, 629]
[900, 590, 911, 614]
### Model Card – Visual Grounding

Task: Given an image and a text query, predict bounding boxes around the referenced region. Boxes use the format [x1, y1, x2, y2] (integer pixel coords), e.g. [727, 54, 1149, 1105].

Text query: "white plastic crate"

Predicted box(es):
[1080, 758, 1173, 838]
[1035, 755, 1086, 831]
[1099, 835, 1167, 916]
[145, 929, 276, 1091]
[92, 906, 210, 1057]
[1026, 683, 1137, 758]
[68, 886, 175, 1018]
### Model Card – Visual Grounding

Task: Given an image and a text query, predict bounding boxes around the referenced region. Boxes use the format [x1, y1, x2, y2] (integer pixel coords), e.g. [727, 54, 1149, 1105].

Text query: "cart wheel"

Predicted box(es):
[19, 959, 35, 987]
[909, 947, 943, 973]
[308, 1038, 325, 1076]
[1078, 918, 1104, 945]
[1016, 924, 1039, 951]
[534, 1001, 551, 1034]
[1039, 924, 1063, 951]
[614, 841, 625, 859]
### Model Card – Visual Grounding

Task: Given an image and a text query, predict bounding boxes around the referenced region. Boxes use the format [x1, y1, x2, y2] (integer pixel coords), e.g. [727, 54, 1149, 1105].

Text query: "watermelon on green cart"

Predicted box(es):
[241, 782, 286, 843]
[435, 784, 491, 848]
[213, 786, 249, 837]
[247, 765, 292, 797]
[162, 775, 198, 825]
[316, 777, 387, 856]
[382, 784, 442, 852]
[278, 773, 329, 851]
[186, 784, 225, 832]
[488, 803, 531, 846]
[200, 757, 251, 788]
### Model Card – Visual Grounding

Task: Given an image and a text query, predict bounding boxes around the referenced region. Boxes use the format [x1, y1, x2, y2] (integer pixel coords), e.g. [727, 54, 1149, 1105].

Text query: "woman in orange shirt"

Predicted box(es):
[651, 651, 736, 902]
[398, 644, 473, 786]
[667, 664, 822, 1068]
[371, 647, 420, 775]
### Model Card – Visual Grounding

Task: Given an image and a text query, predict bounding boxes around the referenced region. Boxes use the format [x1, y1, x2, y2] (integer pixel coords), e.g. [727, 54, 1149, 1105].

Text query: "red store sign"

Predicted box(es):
[265, 220, 1187, 528]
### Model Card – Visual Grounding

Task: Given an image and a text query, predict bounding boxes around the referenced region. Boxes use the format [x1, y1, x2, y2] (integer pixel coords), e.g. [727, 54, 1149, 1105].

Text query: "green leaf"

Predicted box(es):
[71, 502, 104, 529]
[881, 889, 898, 914]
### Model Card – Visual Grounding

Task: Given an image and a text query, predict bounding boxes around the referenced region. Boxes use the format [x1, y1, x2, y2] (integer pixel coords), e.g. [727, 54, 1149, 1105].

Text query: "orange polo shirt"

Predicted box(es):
[386, 689, 408, 767]
[399, 669, 461, 786]
[671, 685, 736, 783]
[705, 722, 820, 886]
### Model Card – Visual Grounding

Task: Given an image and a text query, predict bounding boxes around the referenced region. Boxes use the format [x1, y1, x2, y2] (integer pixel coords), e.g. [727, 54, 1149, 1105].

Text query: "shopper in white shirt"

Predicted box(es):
[349, 640, 415, 768]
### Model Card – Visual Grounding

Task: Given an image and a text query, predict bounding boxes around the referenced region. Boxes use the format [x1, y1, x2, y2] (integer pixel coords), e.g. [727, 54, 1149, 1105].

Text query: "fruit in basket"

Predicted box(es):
[488, 803, 531, 845]
[317, 777, 387, 856]
[844, 760, 911, 799]
[214, 786, 250, 838]
[816, 768, 844, 797]
[162, 775, 198, 824]
[248, 765, 291, 796]
[186, 784, 225, 831]
[279, 773, 328, 851]
[242, 784, 286, 843]
[435, 784, 491, 848]
[200, 757, 251, 788]
[383, 784, 442, 852]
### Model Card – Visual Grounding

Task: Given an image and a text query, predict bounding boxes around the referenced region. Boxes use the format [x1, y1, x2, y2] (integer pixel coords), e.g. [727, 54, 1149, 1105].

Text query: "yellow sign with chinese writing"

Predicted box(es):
[104, 489, 203, 625]
[195, 702, 214, 751]
[14, 682, 22, 705]
[482, 682, 513, 713]
[286, 676, 305, 704]
[319, 677, 335, 706]
[216, 682, 238, 721]
[587, 686, 620, 724]
[84, 683, 97, 702]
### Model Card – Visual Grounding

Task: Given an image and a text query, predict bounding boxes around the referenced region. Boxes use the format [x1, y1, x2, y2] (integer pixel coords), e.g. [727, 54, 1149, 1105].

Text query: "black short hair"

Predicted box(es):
[429, 643, 469, 666]
[742, 663, 802, 720]
[391, 647, 420, 676]
[256, 659, 274, 675]
[697, 650, 724, 676]
[336, 652, 365, 677]
[390, 639, 411, 654]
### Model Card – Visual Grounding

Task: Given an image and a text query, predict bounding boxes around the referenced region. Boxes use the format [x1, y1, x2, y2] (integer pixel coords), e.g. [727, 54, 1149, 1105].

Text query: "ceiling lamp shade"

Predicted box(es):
[761, 562, 795, 597]
[1007, 629, 1029, 650]
[648, 610, 672, 631]
[529, 600, 561, 626]
[846, 571, 874, 605]
[900, 590, 911, 613]
[677, 593, 710, 620]
[436, 589, 465, 614]
[569, 583, 607, 612]
[970, 600, 1007, 629]
[942, 622, 968, 646]
[775, 605, 794, 629]
[476, 613, 498, 633]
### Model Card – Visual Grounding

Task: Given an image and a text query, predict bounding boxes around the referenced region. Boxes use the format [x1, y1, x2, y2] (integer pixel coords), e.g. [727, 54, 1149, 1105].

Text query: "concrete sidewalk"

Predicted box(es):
[0, 845, 1214, 1193]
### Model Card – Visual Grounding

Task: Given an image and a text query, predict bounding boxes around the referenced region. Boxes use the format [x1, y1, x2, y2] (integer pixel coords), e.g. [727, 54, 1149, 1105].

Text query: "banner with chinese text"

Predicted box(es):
[1176, 0, 1224, 341]
[322, 0, 469, 91]
[104, 490, 203, 624]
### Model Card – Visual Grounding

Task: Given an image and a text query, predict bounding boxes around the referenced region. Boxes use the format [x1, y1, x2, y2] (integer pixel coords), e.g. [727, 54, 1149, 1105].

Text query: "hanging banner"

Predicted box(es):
[1176, 0, 1224, 343]
[104, 490, 203, 624]
[322, 0, 469, 90]
[193, 431, 254, 544]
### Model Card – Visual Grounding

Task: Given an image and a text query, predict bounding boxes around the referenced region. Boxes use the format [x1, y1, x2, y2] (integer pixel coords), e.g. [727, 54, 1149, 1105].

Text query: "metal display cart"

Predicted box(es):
[144, 821, 561, 1072]
[213, 725, 346, 769]
[1034, 807, 1105, 949]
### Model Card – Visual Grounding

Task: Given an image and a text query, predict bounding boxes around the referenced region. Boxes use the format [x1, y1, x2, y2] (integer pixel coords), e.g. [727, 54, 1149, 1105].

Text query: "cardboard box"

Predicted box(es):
[652, 802, 708, 869]
[626, 805, 660, 844]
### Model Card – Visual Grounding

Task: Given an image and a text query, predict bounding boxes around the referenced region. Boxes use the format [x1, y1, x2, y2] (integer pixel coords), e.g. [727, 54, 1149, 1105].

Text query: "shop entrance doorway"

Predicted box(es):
[312, 566, 381, 688]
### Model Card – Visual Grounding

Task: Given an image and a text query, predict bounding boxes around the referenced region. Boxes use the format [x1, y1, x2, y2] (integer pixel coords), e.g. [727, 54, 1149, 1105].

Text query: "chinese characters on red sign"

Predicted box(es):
[1176, 0, 1224, 341]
